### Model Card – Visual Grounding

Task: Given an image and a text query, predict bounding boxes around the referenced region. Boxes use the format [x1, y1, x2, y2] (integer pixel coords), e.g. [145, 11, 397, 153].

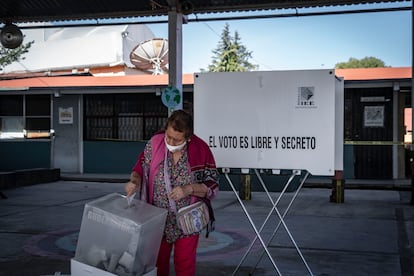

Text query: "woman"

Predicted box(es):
[125, 110, 219, 276]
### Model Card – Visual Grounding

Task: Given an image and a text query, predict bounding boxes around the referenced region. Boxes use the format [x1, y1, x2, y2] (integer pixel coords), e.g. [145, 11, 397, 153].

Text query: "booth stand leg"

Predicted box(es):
[330, 170, 344, 203]
[224, 169, 313, 276]
[249, 170, 313, 276]
[224, 172, 282, 276]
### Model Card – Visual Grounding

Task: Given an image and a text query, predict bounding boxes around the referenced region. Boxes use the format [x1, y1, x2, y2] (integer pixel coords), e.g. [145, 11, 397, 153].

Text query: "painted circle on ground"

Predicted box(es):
[23, 228, 79, 260]
[24, 227, 260, 261]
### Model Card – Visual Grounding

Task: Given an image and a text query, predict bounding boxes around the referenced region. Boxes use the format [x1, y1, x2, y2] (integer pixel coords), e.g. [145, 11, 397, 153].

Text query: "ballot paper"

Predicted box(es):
[126, 192, 136, 207]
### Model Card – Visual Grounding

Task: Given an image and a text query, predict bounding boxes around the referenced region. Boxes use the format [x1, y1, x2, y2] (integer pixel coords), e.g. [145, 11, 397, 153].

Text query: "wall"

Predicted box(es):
[83, 141, 146, 173]
[0, 140, 50, 171]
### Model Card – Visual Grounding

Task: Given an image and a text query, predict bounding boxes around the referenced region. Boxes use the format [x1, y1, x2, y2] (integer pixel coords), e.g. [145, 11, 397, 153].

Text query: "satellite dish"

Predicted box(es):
[1, 23, 23, 49]
[130, 38, 168, 75]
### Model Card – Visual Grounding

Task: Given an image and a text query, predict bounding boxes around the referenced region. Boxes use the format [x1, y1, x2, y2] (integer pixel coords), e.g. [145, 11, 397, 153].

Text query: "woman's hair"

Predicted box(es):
[165, 110, 194, 139]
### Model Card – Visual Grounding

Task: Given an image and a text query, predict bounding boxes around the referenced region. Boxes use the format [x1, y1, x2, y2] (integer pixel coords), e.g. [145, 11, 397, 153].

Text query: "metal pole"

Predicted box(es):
[168, 7, 183, 114]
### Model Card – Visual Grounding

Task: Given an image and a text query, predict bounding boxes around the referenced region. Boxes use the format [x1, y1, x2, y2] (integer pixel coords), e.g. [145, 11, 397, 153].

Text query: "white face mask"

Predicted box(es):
[165, 137, 187, 153]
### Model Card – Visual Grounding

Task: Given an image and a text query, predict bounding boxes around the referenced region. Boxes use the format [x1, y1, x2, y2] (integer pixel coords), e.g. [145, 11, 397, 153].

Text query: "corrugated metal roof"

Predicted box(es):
[0, 0, 410, 24]
[0, 67, 410, 89]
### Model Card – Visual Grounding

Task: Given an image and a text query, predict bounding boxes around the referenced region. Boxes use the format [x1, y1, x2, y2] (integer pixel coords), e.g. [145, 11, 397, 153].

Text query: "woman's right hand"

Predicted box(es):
[125, 171, 141, 196]
[125, 181, 138, 196]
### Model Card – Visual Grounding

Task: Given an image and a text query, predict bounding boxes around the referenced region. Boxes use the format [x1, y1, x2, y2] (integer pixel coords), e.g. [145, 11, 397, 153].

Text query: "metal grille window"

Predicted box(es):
[84, 93, 169, 141]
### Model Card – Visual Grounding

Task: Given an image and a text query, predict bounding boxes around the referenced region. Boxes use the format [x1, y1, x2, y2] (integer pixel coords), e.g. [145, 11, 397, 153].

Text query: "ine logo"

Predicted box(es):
[297, 86, 316, 108]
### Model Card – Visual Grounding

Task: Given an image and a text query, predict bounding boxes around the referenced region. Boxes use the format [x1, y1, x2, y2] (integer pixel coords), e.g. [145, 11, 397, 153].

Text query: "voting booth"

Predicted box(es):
[72, 193, 167, 276]
[194, 69, 344, 275]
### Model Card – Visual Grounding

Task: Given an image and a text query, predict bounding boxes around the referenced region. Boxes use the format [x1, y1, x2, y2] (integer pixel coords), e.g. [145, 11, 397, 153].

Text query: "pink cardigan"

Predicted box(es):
[132, 131, 219, 205]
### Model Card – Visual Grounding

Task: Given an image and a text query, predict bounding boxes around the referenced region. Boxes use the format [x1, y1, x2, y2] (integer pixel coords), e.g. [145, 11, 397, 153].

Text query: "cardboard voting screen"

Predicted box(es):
[194, 70, 342, 176]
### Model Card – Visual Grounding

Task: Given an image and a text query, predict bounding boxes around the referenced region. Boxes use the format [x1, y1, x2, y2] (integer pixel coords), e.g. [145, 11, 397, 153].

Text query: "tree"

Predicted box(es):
[335, 56, 386, 69]
[206, 23, 257, 72]
[0, 39, 34, 70]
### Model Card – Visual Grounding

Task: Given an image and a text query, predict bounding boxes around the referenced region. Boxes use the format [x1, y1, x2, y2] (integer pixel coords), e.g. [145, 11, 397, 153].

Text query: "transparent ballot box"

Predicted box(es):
[74, 193, 167, 276]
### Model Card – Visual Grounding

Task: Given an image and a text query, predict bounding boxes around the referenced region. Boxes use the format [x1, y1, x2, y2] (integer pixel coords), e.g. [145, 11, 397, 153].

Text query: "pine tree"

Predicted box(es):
[207, 23, 257, 72]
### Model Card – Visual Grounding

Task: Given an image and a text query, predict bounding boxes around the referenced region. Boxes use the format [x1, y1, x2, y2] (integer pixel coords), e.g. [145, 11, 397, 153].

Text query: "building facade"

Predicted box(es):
[0, 68, 411, 179]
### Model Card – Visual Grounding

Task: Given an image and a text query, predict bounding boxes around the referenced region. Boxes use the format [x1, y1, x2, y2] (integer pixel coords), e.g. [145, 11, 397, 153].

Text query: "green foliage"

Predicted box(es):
[206, 23, 257, 72]
[335, 56, 386, 69]
[0, 39, 34, 70]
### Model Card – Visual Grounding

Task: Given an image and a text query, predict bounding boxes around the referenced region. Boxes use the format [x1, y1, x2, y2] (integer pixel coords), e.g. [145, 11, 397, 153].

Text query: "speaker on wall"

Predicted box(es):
[179, 0, 194, 15]
[1, 23, 23, 49]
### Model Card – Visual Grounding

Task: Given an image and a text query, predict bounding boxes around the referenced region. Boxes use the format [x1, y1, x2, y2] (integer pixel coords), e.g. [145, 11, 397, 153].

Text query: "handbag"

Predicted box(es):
[176, 201, 210, 235]
[162, 146, 214, 236]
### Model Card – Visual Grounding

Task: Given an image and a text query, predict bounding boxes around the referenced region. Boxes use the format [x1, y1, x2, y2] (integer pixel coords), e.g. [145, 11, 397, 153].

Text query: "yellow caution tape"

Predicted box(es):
[344, 140, 408, 145]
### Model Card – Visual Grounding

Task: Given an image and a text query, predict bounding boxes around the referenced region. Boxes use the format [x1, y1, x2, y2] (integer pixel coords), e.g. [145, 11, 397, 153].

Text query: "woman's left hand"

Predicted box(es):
[168, 185, 192, 201]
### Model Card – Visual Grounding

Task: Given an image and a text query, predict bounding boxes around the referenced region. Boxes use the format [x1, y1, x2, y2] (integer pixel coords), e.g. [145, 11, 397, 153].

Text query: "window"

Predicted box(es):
[26, 95, 51, 136]
[0, 95, 24, 138]
[0, 95, 23, 116]
[84, 93, 170, 141]
[0, 95, 51, 139]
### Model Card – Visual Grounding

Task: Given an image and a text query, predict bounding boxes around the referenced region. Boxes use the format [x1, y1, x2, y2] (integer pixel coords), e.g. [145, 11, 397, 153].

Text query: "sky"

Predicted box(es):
[143, 3, 411, 74]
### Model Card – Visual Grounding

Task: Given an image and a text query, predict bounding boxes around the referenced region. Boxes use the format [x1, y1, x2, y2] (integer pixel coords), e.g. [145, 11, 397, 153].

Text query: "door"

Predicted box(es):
[52, 94, 82, 173]
[346, 87, 393, 179]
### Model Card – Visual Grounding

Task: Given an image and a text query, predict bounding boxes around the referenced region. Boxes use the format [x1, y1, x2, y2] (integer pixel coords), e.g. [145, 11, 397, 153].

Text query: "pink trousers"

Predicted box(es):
[156, 235, 200, 276]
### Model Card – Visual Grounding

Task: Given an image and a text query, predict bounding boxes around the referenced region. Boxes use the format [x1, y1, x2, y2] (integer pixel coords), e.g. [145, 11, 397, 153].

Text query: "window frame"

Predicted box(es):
[0, 94, 52, 140]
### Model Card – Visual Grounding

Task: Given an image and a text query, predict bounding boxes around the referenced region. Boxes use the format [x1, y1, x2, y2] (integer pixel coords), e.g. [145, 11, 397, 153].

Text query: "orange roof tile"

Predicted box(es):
[0, 74, 195, 89]
[0, 68, 411, 89]
[335, 67, 411, 80]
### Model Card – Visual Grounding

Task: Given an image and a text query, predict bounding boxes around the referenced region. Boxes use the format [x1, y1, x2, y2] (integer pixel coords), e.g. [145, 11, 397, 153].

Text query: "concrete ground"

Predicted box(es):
[0, 178, 413, 276]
